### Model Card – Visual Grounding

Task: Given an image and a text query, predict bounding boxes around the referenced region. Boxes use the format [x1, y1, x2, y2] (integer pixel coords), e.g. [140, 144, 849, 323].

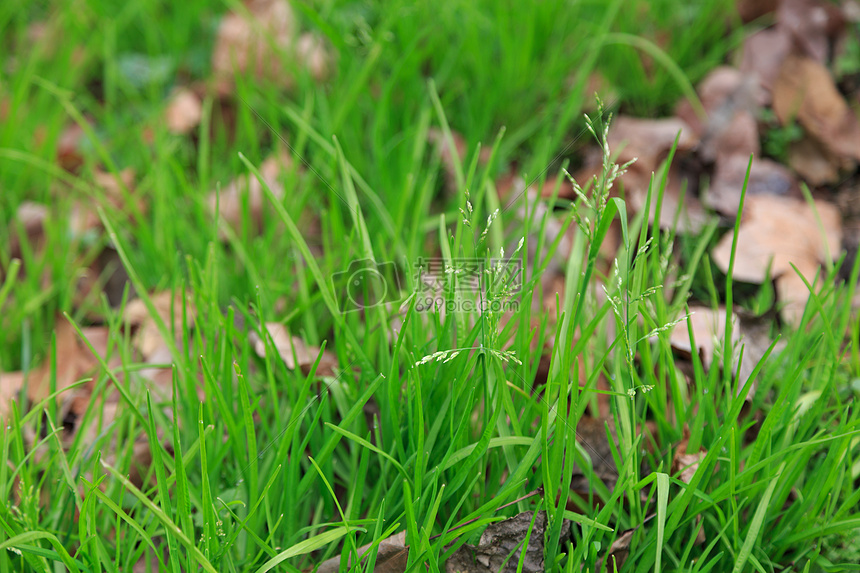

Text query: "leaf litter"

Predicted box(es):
[4, 0, 860, 570]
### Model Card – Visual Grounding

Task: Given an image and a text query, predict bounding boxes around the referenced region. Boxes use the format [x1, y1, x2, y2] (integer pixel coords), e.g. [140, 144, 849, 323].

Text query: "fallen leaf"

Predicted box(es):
[56, 122, 88, 171]
[315, 530, 408, 573]
[677, 67, 746, 132]
[570, 416, 620, 494]
[123, 291, 197, 361]
[700, 109, 760, 165]
[132, 551, 162, 573]
[295, 33, 330, 82]
[252, 322, 308, 369]
[626, 163, 709, 233]
[607, 116, 698, 169]
[445, 511, 567, 573]
[671, 306, 741, 371]
[777, 0, 846, 63]
[772, 55, 860, 162]
[713, 195, 841, 282]
[208, 151, 291, 235]
[672, 306, 775, 396]
[788, 135, 842, 185]
[73, 247, 133, 318]
[601, 528, 634, 572]
[165, 87, 203, 135]
[671, 440, 709, 545]
[25, 317, 111, 416]
[0, 370, 24, 420]
[712, 195, 842, 324]
[7, 202, 48, 263]
[675, 66, 761, 163]
[212, 0, 328, 95]
[740, 27, 792, 104]
[579, 116, 705, 231]
[775, 260, 822, 325]
[69, 167, 142, 237]
[705, 155, 801, 216]
[251, 322, 338, 376]
[672, 443, 707, 484]
[736, 0, 779, 22]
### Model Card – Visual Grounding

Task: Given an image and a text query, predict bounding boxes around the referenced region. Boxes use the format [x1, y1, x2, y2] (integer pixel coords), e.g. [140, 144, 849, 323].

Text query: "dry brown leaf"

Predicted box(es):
[132, 552, 161, 573]
[69, 167, 142, 236]
[703, 109, 760, 165]
[677, 67, 743, 132]
[124, 291, 197, 361]
[846, 0, 860, 21]
[56, 122, 87, 171]
[0, 93, 8, 123]
[582, 116, 705, 231]
[705, 155, 801, 216]
[252, 322, 308, 369]
[672, 307, 774, 396]
[775, 260, 822, 325]
[72, 248, 132, 319]
[251, 322, 338, 376]
[570, 415, 622, 495]
[671, 306, 741, 371]
[601, 528, 634, 572]
[676, 66, 761, 162]
[25, 318, 111, 416]
[74, 398, 122, 451]
[607, 116, 698, 172]
[8, 202, 48, 263]
[165, 87, 203, 135]
[672, 444, 707, 484]
[0, 370, 25, 420]
[773, 55, 860, 162]
[135, 344, 179, 402]
[445, 511, 566, 573]
[315, 531, 408, 573]
[712, 195, 841, 282]
[213, 0, 296, 90]
[788, 135, 842, 185]
[740, 28, 792, 105]
[208, 151, 291, 234]
[736, 0, 780, 22]
[627, 163, 709, 233]
[671, 443, 708, 545]
[712, 195, 842, 324]
[777, 0, 846, 63]
[212, 0, 328, 95]
[295, 33, 330, 81]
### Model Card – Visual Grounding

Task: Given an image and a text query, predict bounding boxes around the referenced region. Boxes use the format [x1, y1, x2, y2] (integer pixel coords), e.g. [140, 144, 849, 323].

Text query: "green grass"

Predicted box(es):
[2, 0, 860, 571]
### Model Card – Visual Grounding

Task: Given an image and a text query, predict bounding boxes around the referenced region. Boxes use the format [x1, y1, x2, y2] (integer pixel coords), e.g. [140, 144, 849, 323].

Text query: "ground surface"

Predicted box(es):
[2, 1, 860, 572]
